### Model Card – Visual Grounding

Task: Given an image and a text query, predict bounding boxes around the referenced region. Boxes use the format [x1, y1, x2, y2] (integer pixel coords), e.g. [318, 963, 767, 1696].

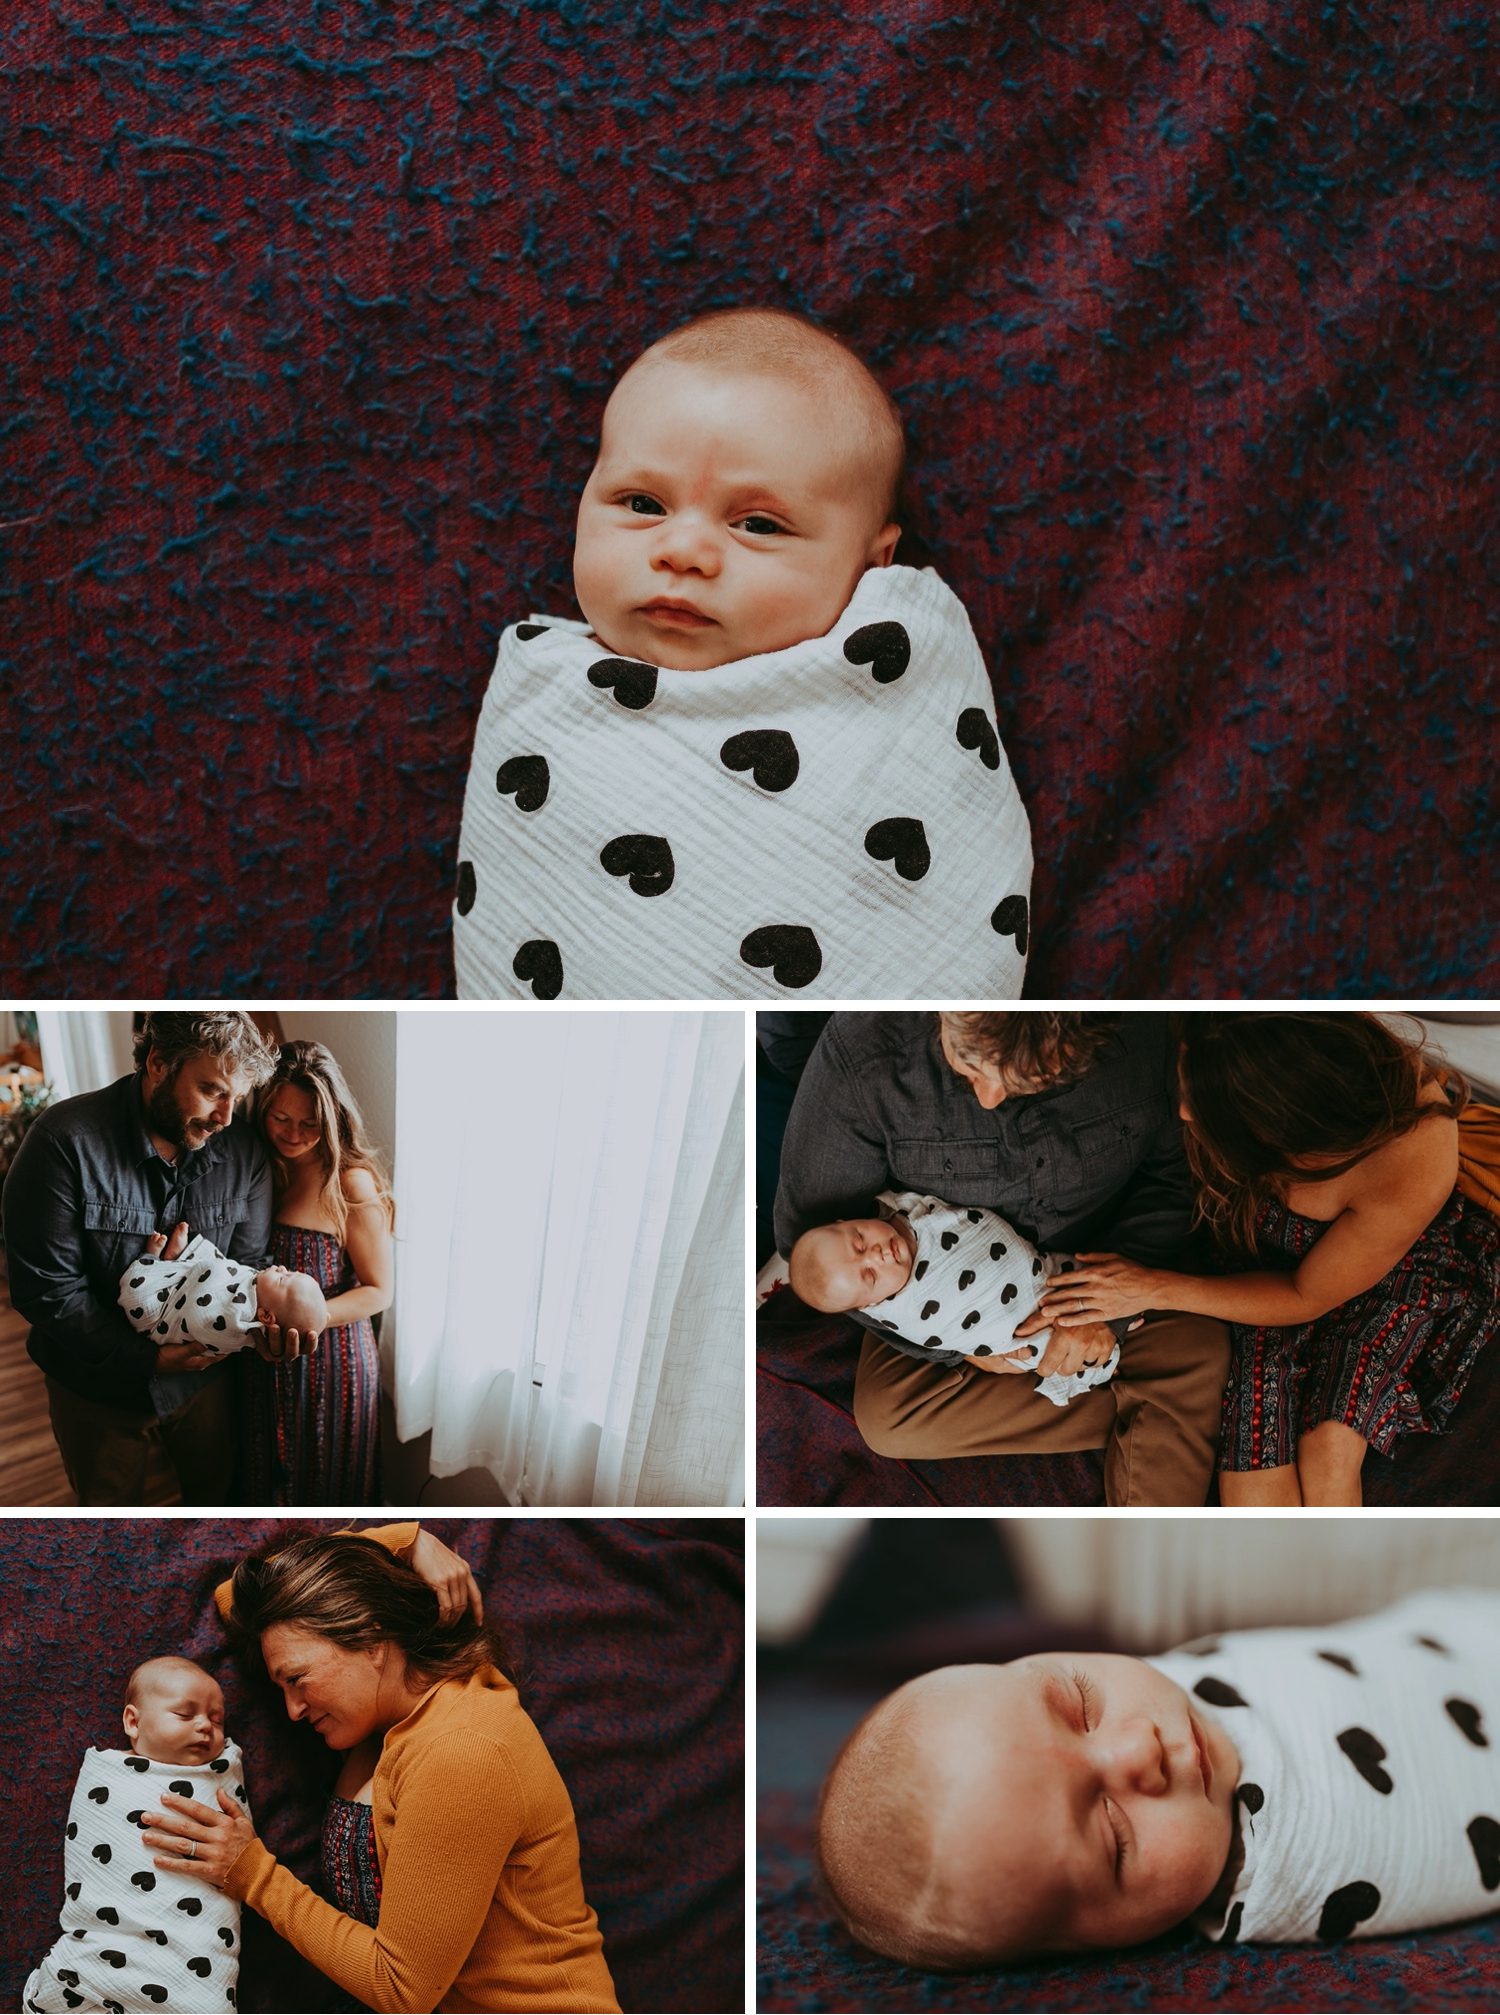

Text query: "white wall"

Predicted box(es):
[276, 1011, 397, 1166]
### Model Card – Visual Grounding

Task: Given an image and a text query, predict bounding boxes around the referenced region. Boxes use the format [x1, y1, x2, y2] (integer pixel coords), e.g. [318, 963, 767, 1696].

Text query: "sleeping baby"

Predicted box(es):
[788, 1190, 1119, 1406]
[24, 1657, 246, 2014]
[118, 1230, 327, 1357]
[454, 305, 1033, 1000]
[818, 1589, 1500, 1969]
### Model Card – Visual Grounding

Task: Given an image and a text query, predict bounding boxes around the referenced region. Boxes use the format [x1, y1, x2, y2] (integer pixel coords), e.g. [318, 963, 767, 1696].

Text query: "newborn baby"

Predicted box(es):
[788, 1190, 1119, 1406]
[118, 1230, 327, 1356]
[24, 1658, 247, 2014]
[455, 306, 1033, 1000]
[818, 1589, 1500, 1970]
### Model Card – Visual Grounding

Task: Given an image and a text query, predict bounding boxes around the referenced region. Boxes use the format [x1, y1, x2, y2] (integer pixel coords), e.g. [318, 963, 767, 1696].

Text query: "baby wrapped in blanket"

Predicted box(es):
[455, 308, 1032, 1001]
[118, 1230, 328, 1357]
[788, 1189, 1119, 1405]
[25, 1658, 246, 2015]
[818, 1589, 1500, 1968]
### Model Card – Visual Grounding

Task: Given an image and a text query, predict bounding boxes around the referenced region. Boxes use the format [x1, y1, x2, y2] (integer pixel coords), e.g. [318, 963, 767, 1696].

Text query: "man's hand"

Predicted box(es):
[1013, 1317, 1118, 1379]
[155, 1340, 219, 1374]
[965, 1347, 1036, 1375]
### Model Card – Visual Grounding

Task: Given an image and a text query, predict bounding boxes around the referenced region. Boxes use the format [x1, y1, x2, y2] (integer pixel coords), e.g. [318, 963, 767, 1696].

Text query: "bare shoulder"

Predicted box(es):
[341, 1165, 382, 1204]
[1351, 1107, 1458, 1214]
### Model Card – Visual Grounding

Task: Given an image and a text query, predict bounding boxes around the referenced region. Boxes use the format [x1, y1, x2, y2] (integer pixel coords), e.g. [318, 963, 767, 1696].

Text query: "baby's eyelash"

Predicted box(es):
[1070, 1665, 1099, 1728]
[1106, 1799, 1130, 1875]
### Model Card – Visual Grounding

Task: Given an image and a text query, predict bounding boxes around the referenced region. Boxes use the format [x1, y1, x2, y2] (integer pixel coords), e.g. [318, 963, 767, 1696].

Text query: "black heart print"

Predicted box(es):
[515, 622, 549, 640]
[587, 657, 658, 710]
[495, 754, 550, 812]
[864, 817, 930, 882]
[1446, 1698, 1489, 1747]
[1468, 1815, 1500, 1890]
[956, 706, 1000, 769]
[1337, 1727, 1393, 1794]
[1318, 1880, 1381, 1940]
[720, 729, 799, 792]
[513, 939, 563, 1000]
[600, 833, 675, 898]
[843, 620, 910, 684]
[455, 860, 477, 915]
[740, 925, 822, 990]
[991, 894, 1030, 954]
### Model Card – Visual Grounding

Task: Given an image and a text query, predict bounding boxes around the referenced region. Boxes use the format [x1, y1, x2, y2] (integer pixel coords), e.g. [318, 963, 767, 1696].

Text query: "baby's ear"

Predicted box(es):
[122, 1703, 139, 1743]
[868, 521, 901, 569]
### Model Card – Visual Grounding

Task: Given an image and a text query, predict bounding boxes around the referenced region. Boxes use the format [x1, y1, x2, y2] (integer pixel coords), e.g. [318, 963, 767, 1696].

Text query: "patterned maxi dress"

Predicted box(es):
[321, 1796, 381, 2013]
[1220, 1188, 1500, 1470]
[241, 1224, 382, 1504]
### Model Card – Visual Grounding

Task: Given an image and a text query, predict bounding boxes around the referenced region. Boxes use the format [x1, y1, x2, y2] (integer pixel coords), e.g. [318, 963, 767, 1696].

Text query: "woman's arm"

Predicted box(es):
[321, 1172, 395, 1328]
[1044, 1124, 1458, 1328]
[231, 1731, 588, 2014]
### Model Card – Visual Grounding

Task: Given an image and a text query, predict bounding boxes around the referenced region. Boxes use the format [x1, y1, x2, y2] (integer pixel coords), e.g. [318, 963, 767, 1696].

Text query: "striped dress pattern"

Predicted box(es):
[1221, 1188, 1500, 1470]
[241, 1224, 381, 1505]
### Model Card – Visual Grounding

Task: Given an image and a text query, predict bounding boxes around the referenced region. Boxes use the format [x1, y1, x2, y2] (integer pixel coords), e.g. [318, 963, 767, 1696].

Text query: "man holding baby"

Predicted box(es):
[774, 1011, 1229, 1506]
[3, 1011, 280, 1504]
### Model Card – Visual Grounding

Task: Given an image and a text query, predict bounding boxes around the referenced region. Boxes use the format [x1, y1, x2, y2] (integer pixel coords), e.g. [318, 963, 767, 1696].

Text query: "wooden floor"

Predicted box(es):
[0, 1262, 177, 1506]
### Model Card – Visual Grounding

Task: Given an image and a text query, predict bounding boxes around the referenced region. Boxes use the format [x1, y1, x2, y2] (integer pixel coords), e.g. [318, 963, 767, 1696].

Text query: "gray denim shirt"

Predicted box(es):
[773, 1012, 1202, 1364]
[2, 1073, 272, 1412]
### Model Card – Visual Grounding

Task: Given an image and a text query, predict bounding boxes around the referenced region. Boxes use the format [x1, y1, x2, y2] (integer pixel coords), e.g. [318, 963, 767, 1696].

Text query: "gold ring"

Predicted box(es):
[187, 1842, 195, 1860]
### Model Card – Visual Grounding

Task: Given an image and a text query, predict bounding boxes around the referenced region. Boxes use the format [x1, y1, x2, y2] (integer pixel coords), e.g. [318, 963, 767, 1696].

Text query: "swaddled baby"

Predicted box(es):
[455, 306, 1033, 1001]
[818, 1589, 1500, 1969]
[24, 1658, 247, 2014]
[788, 1189, 1119, 1406]
[118, 1230, 327, 1357]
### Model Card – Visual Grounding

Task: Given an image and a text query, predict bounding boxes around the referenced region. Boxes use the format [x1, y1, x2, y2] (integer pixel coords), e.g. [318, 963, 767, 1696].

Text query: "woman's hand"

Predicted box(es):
[1037, 1254, 1165, 1326]
[142, 1788, 256, 1888]
[409, 1527, 485, 1624]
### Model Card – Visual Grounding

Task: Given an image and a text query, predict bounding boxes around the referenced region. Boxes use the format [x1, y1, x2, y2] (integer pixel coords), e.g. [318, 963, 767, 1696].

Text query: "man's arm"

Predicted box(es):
[1, 1125, 158, 1380]
[772, 1022, 891, 1256]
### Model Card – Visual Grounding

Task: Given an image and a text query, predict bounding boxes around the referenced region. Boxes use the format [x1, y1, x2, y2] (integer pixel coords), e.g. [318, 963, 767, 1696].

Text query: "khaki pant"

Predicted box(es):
[46, 1371, 236, 1507]
[852, 1312, 1229, 1507]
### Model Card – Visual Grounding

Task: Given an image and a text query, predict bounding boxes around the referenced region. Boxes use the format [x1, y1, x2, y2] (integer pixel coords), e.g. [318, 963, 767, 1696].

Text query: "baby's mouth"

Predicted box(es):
[639, 599, 715, 629]
[1190, 1713, 1212, 1796]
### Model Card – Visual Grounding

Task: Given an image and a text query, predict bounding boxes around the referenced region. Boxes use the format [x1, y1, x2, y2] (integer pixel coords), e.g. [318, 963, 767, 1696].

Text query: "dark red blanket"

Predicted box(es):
[0, 1518, 744, 2014]
[3, 4, 1491, 995]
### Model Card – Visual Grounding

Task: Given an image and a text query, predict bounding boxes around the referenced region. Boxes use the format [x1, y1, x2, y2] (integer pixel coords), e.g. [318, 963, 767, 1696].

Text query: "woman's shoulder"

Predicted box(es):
[341, 1164, 382, 1204]
[1350, 1101, 1458, 1208]
[392, 1670, 560, 1783]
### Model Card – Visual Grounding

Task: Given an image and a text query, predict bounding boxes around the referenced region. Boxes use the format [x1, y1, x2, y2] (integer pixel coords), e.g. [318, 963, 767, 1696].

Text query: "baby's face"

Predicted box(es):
[924, 1655, 1238, 1954]
[806, 1217, 915, 1309]
[124, 1666, 226, 1766]
[573, 358, 898, 671]
[256, 1264, 328, 1333]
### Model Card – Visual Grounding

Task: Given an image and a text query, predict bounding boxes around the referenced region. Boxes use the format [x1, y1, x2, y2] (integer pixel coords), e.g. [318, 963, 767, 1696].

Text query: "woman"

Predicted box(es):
[1039, 1013, 1500, 1506]
[140, 1528, 619, 2014]
[243, 1041, 394, 1504]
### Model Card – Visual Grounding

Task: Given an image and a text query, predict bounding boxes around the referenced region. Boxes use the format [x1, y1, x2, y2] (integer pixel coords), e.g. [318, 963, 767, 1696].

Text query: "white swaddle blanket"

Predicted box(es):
[860, 1191, 1120, 1405]
[1150, 1591, 1500, 1944]
[24, 1741, 246, 2013]
[454, 564, 1033, 999]
[117, 1235, 259, 1357]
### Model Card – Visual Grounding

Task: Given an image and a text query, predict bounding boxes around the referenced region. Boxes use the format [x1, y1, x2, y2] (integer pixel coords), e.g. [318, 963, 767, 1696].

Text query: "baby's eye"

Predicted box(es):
[1071, 1665, 1099, 1729]
[623, 494, 664, 516]
[737, 514, 786, 536]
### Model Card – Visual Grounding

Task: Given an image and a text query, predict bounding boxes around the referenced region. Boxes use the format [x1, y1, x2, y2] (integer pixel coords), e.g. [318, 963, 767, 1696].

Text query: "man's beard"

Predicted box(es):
[144, 1072, 220, 1152]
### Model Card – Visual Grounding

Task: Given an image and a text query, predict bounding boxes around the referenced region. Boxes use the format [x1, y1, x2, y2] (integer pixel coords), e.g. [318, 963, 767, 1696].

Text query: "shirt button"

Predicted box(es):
[943, 1158, 953, 1172]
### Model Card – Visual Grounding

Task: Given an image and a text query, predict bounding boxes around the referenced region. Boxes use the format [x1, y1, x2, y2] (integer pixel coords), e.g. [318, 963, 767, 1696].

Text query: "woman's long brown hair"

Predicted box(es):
[254, 1040, 394, 1244]
[227, 1533, 511, 1691]
[1178, 1012, 1463, 1256]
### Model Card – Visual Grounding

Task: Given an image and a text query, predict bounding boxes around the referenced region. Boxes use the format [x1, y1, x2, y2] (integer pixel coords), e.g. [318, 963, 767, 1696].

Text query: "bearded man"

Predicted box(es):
[4, 1012, 278, 1503]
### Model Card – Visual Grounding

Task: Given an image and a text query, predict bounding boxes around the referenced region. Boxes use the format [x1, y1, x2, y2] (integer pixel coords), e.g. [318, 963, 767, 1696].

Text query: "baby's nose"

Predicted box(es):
[1102, 1718, 1168, 1794]
[653, 515, 721, 575]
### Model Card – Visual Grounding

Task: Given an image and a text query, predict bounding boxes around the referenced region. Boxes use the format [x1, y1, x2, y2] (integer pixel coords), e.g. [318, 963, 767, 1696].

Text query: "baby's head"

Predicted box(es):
[573, 307, 904, 670]
[818, 1655, 1239, 1968]
[789, 1216, 914, 1313]
[255, 1264, 329, 1337]
[122, 1656, 226, 1766]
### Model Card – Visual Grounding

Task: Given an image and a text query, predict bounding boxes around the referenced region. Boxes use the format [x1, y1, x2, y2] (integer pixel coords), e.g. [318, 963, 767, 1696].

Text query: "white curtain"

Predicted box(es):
[34, 1011, 128, 1100]
[388, 1011, 744, 1507]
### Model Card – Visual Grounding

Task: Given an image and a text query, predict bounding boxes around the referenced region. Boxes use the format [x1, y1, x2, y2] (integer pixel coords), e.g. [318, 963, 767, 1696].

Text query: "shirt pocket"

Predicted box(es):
[1049, 1107, 1157, 1218]
[82, 1200, 164, 1286]
[190, 1190, 256, 1253]
[890, 1138, 1000, 1202]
